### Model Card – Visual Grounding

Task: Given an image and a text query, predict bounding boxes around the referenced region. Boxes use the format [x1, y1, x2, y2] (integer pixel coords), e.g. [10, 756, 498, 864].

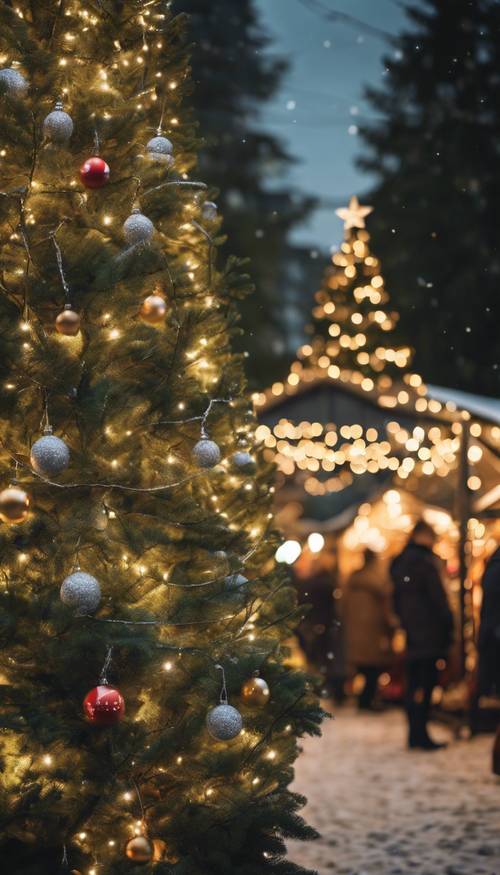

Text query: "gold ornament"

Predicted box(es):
[125, 835, 153, 863]
[241, 675, 270, 707]
[140, 294, 167, 325]
[0, 486, 30, 524]
[335, 196, 373, 230]
[55, 305, 80, 336]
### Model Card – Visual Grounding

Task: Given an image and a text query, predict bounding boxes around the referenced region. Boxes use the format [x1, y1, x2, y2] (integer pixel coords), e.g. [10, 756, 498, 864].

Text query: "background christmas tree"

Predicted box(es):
[299, 196, 415, 394]
[358, 0, 500, 395]
[0, 3, 323, 873]
[176, 0, 319, 388]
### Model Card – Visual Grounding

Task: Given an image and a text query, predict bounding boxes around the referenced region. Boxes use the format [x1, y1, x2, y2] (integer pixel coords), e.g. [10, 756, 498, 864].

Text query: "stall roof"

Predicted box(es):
[428, 385, 500, 426]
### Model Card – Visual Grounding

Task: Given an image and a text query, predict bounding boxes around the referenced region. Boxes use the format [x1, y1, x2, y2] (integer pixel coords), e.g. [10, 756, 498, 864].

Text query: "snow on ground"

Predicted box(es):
[287, 706, 499, 875]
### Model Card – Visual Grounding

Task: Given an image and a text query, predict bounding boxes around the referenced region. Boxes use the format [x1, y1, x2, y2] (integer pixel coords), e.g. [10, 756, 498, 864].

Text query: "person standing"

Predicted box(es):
[344, 549, 395, 711]
[477, 543, 500, 774]
[390, 521, 454, 750]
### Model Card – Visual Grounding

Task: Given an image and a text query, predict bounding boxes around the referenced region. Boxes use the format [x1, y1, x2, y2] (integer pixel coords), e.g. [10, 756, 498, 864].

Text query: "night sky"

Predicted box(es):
[254, 0, 418, 250]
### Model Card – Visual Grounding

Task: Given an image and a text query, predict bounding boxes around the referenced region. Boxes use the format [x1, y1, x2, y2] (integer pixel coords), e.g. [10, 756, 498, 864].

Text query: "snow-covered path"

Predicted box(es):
[287, 707, 499, 875]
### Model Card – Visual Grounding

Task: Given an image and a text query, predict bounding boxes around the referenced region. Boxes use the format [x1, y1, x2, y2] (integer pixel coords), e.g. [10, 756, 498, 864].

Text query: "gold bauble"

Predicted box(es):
[125, 835, 153, 863]
[241, 675, 270, 707]
[55, 306, 81, 336]
[0, 486, 30, 524]
[140, 294, 167, 325]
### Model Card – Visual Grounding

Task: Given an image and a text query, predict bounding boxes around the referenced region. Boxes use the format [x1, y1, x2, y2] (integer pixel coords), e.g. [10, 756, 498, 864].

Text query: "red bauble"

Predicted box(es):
[83, 684, 125, 726]
[80, 156, 110, 189]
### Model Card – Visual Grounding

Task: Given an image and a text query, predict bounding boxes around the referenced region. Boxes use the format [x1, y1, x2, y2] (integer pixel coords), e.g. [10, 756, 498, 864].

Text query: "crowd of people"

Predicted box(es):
[294, 521, 500, 771]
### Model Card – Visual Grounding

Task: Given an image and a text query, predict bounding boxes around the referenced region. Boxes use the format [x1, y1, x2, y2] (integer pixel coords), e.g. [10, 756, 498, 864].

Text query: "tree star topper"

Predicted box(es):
[336, 196, 373, 230]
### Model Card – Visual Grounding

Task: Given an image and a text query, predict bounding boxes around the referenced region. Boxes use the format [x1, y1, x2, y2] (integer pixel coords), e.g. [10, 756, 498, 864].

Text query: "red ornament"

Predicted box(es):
[83, 684, 125, 726]
[80, 156, 110, 189]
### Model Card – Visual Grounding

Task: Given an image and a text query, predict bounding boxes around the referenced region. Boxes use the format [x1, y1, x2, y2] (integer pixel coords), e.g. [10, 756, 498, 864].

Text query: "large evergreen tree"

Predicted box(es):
[176, 0, 317, 388]
[358, 0, 500, 395]
[0, 3, 323, 873]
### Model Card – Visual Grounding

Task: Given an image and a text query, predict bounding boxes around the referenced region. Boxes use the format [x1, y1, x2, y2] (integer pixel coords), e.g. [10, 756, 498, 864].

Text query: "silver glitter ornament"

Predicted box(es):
[232, 451, 254, 469]
[146, 134, 174, 164]
[123, 209, 154, 246]
[192, 438, 221, 468]
[43, 101, 74, 144]
[224, 572, 248, 591]
[202, 201, 218, 221]
[30, 429, 70, 477]
[206, 704, 242, 741]
[0, 67, 28, 98]
[60, 570, 101, 614]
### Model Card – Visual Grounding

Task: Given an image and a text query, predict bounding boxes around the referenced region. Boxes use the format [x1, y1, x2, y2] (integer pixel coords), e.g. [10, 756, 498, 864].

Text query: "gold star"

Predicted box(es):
[335, 196, 373, 230]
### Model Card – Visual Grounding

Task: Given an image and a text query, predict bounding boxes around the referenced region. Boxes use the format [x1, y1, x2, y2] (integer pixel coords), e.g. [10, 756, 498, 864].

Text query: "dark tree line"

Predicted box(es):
[175, 0, 319, 388]
[359, 0, 500, 396]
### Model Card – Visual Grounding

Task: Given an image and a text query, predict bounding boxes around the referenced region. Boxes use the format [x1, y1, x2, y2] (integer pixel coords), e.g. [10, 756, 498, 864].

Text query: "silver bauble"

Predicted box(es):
[146, 135, 174, 164]
[123, 209, 154, 245]
[60, 571, 101, 614]
[202, 201, 218, 221]
[43, 102, 74, 144]
[30, 432, 70, 477]
[232, 451, 254, 469]
[206, 704, 243, 741]
[224, 572, 248, 591]
[0, 67, 28, 98]
[192, 438, 221, 469]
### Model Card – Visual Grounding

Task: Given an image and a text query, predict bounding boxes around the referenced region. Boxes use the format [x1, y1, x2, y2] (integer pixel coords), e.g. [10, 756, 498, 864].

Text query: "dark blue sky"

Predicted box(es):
[255, 0, 416, 250]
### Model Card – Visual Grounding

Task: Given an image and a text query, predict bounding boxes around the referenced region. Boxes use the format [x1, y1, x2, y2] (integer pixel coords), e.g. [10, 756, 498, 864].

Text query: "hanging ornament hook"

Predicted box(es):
[215, 663, 228, 704]
[100, 645, 113, 685]
[50, 227, 71, 303]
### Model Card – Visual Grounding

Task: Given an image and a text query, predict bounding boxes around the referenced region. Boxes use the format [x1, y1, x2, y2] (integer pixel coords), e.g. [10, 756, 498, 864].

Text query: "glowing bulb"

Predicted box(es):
[275, 540, 302, 564]
[307, 532, 325, 553]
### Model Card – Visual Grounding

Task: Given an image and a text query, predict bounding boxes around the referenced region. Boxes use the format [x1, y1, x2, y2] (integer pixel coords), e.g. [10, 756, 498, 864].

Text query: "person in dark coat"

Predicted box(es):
[477, 545, 500, 774]
[390, 520, 454, 750]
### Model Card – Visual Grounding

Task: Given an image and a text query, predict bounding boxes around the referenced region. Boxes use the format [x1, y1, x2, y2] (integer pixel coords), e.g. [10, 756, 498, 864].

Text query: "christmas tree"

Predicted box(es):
[358, 0, 500, 395]
[255, 198, 461, 499]
[0, 3, 323, 873]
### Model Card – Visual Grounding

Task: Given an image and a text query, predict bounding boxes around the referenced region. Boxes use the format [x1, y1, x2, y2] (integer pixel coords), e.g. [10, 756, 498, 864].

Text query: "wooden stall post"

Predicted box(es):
[457, 422, 470, 678]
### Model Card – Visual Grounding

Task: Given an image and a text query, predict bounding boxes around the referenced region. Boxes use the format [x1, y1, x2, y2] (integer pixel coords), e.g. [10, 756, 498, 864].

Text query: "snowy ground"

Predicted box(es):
[287, 706, 500, 875]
